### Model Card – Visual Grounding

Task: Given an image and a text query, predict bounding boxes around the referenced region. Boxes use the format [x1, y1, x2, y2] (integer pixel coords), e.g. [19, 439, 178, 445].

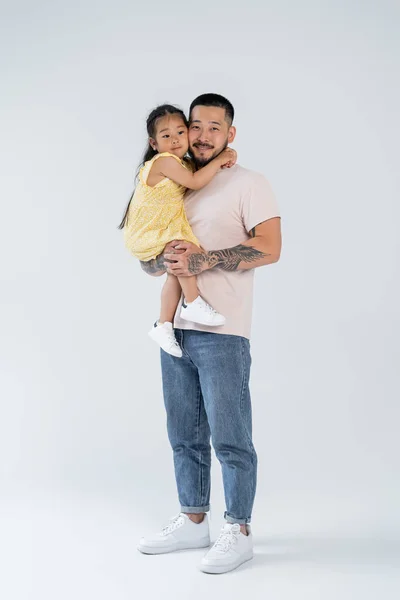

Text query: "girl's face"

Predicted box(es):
[150, 114, 189, 159]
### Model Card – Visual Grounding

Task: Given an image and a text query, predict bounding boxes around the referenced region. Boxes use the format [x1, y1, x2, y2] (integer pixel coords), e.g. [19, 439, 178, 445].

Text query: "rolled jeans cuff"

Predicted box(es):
[181, 505, 210, 514]
[225, 511, 251, 525]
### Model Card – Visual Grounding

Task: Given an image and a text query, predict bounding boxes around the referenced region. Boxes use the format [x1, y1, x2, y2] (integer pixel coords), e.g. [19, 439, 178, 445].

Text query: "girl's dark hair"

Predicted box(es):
[117, 104, 188, 229]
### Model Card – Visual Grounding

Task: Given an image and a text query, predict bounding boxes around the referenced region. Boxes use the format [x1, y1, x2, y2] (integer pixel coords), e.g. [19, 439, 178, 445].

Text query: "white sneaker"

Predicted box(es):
[148, 321, 182, 357]
[138, 513, 210, 555]
[199, 523, 253, 574]
[180, 297, 226, 327]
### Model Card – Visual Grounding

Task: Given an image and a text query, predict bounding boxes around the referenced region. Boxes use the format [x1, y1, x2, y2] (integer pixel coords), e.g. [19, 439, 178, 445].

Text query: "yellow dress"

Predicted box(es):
[123, 152, 200, 261]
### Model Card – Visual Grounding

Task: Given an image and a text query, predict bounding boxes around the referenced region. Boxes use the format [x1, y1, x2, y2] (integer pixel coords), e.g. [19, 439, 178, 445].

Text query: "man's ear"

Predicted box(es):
[228, 126, 236, 143]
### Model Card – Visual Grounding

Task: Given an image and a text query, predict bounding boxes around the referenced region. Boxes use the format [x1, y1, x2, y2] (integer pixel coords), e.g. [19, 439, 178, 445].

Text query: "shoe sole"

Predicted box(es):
[199, 551, 254, 574]
[138, 537, 210, 555]
[180, 312, 226, 327]
[148, 329, 182, 358]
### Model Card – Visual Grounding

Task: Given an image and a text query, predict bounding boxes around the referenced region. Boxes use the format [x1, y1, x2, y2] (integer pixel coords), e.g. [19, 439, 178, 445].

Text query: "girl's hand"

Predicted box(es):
[219, 147, 237, 169]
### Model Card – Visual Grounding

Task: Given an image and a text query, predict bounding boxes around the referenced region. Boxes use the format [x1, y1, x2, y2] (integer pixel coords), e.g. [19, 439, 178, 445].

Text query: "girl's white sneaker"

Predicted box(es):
[148, 321, 182, 357]
[180, 296, 226, 327]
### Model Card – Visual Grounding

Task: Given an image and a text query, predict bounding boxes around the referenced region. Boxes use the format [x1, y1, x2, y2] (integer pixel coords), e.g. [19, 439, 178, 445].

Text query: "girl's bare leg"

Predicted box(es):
[159, 274, 200, 324]
[160, 274, 182, 324]
[178, 276, 199, 303]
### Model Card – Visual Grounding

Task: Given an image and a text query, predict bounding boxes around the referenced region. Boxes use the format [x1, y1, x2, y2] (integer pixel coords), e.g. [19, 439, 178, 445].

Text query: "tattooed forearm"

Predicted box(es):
[207, 245, 268, 271]
[187, 244, 269, 274]
[140, 254, 166, 275]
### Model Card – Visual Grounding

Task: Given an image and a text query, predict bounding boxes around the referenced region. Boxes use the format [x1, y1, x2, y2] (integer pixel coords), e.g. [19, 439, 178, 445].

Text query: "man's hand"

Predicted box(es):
[164, 241, 209, 277]
[163, 240, 186, 256]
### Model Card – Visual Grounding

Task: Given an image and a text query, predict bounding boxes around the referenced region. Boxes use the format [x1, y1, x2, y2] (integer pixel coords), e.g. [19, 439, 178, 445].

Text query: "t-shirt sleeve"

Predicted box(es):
[240, 173, 280, 233]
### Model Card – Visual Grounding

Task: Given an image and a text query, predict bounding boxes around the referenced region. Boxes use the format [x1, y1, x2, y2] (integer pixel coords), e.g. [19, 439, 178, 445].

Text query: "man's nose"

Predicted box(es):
[198, 133, 209, 143]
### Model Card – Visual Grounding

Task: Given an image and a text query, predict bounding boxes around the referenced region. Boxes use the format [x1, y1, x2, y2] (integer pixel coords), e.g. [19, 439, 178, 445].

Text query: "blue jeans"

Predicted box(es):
[160, 329, 257, 524]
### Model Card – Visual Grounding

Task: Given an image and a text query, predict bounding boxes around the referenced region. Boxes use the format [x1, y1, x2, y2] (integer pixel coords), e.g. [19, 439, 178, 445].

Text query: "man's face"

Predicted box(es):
[188, 106, 236, 167]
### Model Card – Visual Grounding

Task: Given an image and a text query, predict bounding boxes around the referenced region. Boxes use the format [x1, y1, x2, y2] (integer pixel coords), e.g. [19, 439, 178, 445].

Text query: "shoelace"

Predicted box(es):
[200, 302, 218, 316]
[161, 514, 184, 536]
[213, 525, 241, 552]
[164, 330, 180, 351]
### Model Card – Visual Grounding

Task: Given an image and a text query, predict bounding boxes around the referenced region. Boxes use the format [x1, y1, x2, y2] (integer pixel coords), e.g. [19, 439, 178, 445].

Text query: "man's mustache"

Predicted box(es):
[193, 142, 214, 149]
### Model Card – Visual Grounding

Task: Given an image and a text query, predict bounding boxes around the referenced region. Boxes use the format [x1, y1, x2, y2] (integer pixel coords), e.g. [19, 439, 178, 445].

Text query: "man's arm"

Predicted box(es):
[140, 254, 167, 277]
[164, 218, 281, 276]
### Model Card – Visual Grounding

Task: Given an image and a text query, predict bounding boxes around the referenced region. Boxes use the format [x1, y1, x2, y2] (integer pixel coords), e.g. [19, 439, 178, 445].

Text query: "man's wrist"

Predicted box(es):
[202, 252, 212, 271]
[187, 250, 210, 275]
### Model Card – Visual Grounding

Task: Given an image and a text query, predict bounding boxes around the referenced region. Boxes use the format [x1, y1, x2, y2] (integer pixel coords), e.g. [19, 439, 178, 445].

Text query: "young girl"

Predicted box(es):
[119, 104, 236, 358]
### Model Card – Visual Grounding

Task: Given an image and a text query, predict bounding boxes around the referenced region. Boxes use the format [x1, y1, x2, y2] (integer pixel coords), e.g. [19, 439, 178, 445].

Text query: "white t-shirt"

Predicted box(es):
[173, 164, 280, 339]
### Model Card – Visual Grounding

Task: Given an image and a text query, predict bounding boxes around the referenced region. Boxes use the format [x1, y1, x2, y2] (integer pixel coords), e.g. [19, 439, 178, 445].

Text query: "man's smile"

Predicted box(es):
[194, 143, 214, 150]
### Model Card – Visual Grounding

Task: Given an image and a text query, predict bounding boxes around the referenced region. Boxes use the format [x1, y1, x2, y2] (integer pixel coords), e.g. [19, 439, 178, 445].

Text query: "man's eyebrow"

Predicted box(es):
[189, 120, 222, 125]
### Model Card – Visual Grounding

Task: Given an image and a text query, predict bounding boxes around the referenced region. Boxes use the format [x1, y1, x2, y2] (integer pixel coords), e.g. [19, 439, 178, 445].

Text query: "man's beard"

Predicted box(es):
[189, 139, 229, 169]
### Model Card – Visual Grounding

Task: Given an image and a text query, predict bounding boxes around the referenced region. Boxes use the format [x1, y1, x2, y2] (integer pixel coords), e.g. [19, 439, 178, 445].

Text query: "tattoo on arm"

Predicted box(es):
[186, 252, 209, 274]
[140, 254, 166, 275]
[188, 244, 269, 274]
[249, 222, 265, 238]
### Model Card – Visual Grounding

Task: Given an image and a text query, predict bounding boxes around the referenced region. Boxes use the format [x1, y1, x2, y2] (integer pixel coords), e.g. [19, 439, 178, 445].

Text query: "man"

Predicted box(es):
[138, 94, 281, 574]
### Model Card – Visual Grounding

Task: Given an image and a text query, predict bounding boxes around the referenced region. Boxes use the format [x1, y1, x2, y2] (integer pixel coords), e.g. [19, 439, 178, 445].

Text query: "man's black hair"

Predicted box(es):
[189, 93, 234, 125]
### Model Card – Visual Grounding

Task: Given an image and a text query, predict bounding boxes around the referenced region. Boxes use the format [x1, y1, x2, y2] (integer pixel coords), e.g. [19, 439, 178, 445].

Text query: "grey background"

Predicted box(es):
[1, 1, 399, 598]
